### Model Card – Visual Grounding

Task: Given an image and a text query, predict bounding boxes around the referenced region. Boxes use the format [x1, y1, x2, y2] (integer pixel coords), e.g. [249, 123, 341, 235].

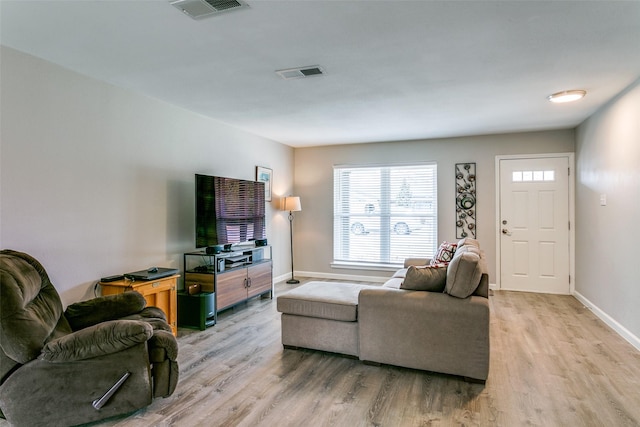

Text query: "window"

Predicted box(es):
[512, 170, 555, 182]
[333, 163, 437, 268]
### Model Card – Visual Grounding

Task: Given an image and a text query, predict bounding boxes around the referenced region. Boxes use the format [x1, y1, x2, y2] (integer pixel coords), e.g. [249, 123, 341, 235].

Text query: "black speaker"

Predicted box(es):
[178, 292, 216, 330]
[255, 238, 268, 247]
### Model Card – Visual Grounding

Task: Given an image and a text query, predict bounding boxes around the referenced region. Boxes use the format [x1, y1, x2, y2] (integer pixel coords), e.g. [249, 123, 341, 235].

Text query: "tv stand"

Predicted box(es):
[182, 246, 272, 327]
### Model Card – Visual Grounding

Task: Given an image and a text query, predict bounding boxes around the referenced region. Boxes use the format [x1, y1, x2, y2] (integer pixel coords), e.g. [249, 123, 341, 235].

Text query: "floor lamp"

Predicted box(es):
[283, 196, 302, 284]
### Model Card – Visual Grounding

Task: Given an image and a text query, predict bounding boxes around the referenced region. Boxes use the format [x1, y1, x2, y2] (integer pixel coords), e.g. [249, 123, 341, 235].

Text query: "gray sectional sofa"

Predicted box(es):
[277, 238, 490, 382]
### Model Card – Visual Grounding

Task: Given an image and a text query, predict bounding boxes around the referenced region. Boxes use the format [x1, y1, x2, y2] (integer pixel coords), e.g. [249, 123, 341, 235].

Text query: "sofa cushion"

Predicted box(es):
[430, 241, 458, 266]
[445, 246, 483, 298]
[277, 282, 377, 322]
[392, 268, 408, 278]
[382, 278, 403, 289]
[400, 265, 447, 292]
[404, 258, 431, 268]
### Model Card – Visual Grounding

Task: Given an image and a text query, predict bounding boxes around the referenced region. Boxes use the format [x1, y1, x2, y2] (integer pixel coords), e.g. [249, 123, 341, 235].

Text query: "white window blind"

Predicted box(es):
[333, 163, 437, 267]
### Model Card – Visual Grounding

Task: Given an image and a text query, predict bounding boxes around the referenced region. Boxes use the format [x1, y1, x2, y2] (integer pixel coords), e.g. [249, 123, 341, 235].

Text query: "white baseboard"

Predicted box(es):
[274, 271, 387, 284]
[273, 271, 388, 288]
[573, 291, 640, 352]
[273, 272, 292, 284]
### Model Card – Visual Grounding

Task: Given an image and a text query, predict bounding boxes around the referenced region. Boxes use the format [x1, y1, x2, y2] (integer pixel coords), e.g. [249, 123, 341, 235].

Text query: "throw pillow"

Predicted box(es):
[445, 246, 483, 298]
[401, 265, 447, 292]
[456, 237, 480, 249]
[430, 241, 458, 266]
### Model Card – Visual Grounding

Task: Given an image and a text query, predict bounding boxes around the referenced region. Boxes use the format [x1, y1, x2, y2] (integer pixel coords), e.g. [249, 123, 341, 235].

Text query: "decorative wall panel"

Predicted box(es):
[455, 163, 476, 238]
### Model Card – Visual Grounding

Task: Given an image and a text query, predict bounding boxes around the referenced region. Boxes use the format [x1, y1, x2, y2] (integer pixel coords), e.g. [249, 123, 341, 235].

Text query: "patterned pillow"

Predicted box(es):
[430, 241, 458, 266]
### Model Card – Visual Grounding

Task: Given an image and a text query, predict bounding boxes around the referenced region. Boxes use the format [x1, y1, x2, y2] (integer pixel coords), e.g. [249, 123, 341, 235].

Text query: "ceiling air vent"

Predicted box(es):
[170, 0, 249, 19]
[276, 66, 326, 80]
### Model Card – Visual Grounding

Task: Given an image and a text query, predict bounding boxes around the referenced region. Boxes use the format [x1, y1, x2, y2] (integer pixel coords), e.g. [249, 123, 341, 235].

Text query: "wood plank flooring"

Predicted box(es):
[4, 278, 640, 426]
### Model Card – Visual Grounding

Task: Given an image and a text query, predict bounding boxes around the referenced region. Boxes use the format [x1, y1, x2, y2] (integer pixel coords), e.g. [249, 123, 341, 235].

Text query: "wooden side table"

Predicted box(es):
[100, 274, 179, 336]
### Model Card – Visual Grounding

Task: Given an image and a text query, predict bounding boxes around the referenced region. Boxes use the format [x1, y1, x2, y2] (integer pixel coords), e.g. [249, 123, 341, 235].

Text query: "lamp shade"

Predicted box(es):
[284, 196, 302, 212]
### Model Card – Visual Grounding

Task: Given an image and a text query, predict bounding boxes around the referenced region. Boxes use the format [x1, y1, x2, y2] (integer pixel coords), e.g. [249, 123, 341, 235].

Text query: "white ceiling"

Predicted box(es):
[1, 1, 639, 147]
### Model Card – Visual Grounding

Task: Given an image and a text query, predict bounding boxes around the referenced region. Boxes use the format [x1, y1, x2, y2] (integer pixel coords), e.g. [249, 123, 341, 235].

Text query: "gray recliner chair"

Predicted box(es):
[0, 250, 179, 427]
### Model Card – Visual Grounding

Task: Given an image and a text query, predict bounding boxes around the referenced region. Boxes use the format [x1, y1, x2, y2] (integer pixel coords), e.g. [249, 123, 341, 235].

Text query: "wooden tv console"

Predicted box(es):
[182, 246, 272, 325]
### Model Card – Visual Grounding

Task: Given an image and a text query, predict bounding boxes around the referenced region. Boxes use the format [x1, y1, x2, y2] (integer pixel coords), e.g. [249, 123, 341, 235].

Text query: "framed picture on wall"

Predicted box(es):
[256, 166, 272, 201]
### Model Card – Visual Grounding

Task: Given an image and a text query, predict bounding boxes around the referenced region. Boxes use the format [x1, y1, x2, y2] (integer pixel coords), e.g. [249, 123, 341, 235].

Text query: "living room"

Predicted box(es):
[1, 1, 639, 426]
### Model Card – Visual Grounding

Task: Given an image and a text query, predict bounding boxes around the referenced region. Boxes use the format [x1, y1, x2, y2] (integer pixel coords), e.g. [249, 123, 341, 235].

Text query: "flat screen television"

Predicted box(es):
[195, 174, 266, 249]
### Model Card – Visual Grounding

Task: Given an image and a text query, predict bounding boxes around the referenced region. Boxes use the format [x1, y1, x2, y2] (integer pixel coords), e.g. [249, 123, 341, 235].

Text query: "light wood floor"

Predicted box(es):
[7, 278, 640, 427]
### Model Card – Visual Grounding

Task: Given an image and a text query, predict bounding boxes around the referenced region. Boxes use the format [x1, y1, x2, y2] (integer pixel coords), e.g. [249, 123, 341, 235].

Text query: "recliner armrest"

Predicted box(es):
[40, 319, 153, 362]
[147, 329, 179, 397]
[148, 330, 178, 362]
[64, 292, 147, 330]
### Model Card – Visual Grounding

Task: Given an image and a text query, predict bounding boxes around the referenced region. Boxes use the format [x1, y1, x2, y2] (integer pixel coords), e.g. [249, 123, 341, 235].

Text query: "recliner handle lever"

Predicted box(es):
[92, 371, 130, 410]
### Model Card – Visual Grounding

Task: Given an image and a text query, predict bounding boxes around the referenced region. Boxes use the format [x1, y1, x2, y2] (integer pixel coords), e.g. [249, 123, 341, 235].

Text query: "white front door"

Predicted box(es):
[499, 156, 570, 294]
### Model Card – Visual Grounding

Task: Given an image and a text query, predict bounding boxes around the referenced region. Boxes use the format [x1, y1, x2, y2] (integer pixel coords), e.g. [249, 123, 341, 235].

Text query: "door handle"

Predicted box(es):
[502, 228, 512, 236]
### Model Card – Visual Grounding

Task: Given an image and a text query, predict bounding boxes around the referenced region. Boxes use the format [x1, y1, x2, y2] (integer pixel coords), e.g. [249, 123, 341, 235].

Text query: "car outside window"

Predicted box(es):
[333, 163, 437, 267]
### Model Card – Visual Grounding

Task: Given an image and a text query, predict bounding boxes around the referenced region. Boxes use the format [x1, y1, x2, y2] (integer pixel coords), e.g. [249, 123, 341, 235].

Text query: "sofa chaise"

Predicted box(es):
[277, 238, 490, 382]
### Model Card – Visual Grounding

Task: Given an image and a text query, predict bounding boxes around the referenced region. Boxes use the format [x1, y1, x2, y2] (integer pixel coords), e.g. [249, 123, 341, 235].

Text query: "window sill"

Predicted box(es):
[331, 261, 401, 272]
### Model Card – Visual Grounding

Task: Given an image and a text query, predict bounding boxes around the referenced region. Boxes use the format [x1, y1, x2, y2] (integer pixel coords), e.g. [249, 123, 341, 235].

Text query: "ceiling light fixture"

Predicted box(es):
[547, 90, 586, 103]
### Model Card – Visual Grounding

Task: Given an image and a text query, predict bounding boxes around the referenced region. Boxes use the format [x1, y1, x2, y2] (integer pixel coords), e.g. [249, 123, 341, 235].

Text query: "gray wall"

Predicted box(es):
[575, 78, 640, 343]
[293, 130, 575, 282]
[0, 46, 295, 306]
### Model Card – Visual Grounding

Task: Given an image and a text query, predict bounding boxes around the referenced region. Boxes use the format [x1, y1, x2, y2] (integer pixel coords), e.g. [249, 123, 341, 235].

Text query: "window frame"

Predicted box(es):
[332, 162, 438, 270]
